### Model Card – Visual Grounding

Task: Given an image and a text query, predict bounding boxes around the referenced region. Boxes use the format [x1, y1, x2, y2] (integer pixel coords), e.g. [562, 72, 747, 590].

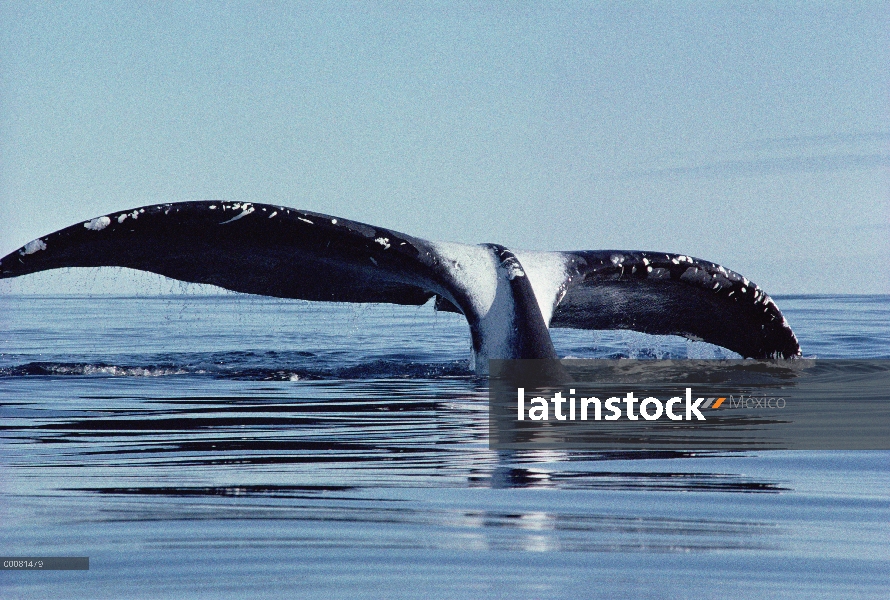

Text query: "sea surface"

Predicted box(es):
[1, 293, 888, 598]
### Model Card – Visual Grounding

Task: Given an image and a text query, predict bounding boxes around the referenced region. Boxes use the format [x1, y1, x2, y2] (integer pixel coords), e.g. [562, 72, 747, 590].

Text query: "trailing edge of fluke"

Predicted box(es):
[0, 201, 801, 372]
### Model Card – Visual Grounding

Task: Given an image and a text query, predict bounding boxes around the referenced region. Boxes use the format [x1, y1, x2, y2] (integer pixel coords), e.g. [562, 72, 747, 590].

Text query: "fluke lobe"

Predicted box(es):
[0, 201, 801, 371]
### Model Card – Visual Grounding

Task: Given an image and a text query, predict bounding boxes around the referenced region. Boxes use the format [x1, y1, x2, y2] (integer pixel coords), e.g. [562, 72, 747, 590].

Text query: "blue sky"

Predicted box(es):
[1, 2, 887, 294]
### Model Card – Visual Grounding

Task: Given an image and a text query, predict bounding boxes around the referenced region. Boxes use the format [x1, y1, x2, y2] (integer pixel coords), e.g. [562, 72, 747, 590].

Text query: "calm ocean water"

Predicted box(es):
[1, 294, 888, 598]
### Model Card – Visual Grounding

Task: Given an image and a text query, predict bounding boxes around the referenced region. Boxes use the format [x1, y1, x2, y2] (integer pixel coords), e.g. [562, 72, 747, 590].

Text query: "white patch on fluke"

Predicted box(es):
[513, 251, 570, 326]
[219, 204, 255, 225]
[21, 239, 47, 255]
[117, 214, 128, 223]
[429, 242, 528, 370]
[84, 216, 111, 231]
[298, 217, 314, 225]
[503, 260, 525, 280]
[429, 241, 498, 319]
[375, 237, 390, 250]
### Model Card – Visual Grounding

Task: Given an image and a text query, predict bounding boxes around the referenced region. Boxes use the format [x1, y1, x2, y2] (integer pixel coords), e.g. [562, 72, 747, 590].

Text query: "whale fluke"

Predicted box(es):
[0, 201, 800, 370]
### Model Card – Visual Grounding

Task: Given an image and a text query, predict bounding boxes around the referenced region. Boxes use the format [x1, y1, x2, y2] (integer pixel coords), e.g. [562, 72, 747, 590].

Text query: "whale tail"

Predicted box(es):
[0, 201, 800, 370]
